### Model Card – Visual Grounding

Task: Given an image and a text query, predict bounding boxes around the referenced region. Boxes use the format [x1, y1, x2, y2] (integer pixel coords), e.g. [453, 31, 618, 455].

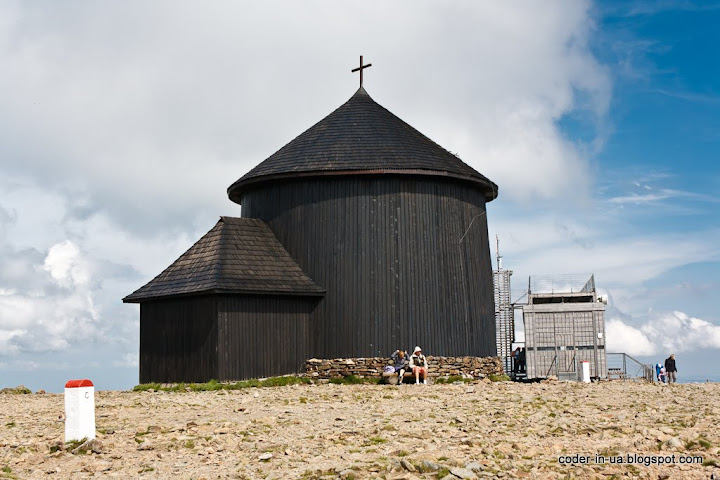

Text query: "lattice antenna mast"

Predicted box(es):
[493, 235, 514, 374]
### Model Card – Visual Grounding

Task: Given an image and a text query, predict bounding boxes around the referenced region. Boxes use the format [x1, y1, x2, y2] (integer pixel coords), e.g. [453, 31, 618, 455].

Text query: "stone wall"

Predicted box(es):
[305, 356, 504, 380]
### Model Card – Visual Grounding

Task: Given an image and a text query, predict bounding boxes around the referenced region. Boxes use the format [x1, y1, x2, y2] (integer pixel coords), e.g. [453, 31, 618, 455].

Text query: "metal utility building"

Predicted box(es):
[522, 274, 607, 381]
[124, 83, 499, 383]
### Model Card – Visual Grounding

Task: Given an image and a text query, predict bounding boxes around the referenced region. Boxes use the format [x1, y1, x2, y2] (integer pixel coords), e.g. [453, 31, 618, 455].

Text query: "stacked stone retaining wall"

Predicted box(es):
[305, 356, 504, 380]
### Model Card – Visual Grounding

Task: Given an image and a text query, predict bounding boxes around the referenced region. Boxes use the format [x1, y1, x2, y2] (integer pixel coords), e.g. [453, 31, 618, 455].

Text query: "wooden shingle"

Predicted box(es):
[123, 217, 325, 303]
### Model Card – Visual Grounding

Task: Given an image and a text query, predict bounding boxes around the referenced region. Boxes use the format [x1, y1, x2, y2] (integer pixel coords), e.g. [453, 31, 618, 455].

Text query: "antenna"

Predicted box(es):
[496, 234, 503, 270]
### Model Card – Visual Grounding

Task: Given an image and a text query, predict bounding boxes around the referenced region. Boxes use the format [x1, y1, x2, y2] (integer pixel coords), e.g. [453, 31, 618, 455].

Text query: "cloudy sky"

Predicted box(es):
[1, 1, 718, 391]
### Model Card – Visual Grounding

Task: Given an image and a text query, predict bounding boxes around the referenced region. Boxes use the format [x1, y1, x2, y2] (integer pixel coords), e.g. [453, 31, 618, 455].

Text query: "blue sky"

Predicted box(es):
[498, 1, 720, 380]
[0, 1, 718, 391]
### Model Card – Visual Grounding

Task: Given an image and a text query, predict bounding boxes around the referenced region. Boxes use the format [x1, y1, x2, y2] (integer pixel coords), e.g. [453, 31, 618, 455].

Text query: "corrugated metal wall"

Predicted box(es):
[240, 175, 496, 359]
[524, 307, 607, 379]
[140, 296, 218, 383]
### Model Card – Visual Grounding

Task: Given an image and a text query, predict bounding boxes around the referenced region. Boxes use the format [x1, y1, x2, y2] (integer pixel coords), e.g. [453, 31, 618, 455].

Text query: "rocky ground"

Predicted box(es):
[1, 380, 719, 479]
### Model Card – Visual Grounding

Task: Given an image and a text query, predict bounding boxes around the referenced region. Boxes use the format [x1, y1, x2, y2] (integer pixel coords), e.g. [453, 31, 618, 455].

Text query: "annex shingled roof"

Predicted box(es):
[228, 87, 498, 203]
[123, 217, 324, 303]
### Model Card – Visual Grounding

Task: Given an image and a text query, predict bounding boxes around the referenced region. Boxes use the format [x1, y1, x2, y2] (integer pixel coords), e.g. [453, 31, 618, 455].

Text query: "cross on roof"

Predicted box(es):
[351, 55, 372, 87]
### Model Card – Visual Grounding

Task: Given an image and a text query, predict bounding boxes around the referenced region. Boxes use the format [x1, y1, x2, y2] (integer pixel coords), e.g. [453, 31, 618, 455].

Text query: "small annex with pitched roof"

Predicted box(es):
[124, 217, 324, 382]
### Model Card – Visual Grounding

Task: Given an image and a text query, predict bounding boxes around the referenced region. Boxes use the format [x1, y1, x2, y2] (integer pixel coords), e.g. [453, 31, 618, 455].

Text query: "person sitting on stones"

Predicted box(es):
[390, 349, 408, 384]
[409, 346, 428, 384]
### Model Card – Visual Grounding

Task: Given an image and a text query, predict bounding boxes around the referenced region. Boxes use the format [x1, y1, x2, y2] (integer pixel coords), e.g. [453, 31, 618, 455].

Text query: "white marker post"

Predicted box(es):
[579, 361, 591, 383]
[64, 379, 96, 442]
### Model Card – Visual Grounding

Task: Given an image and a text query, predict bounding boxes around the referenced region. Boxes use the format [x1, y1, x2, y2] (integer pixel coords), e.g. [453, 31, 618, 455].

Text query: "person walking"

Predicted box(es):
[512, 347, 521, 374]
[664, 354, 677, 383]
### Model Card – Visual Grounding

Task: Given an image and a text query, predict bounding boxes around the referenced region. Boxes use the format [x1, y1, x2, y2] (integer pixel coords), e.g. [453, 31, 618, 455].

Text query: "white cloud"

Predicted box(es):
[642, 311, 720, 353]
[43, 241, 90, 288]
[0, 1, 608, 231]
[491, 212, 720, 292]
[0, 328, 24, 356]
[608, 192, 671, 205]
[605, 311, 720, 358]
[0, 240, 98, 355]
[606, 318, 656, 356]
[113, 352, 139, 368]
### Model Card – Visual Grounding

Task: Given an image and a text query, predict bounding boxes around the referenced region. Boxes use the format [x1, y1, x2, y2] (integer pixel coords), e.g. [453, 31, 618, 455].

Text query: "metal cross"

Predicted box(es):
[351, 55, 372, 87]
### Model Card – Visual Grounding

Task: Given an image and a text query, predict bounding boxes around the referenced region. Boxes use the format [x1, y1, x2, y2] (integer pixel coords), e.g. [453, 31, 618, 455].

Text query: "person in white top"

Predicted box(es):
[409, 346, 428, 384]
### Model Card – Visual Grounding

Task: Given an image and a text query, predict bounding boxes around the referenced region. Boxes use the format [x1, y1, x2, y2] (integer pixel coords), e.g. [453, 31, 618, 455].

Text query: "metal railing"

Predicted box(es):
[528, 274, 595, 295]
[606, 353, 653, 382]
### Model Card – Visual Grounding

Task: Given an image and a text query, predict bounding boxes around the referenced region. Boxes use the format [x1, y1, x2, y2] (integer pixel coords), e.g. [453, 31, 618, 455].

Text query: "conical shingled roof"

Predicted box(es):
[123, 217, 324, 303]
[228, 87, 498, 203]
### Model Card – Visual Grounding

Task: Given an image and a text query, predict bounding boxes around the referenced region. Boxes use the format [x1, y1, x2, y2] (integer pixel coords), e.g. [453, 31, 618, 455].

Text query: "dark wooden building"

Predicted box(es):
[125, 85, 499, 383]
[123, 217, 324, 382]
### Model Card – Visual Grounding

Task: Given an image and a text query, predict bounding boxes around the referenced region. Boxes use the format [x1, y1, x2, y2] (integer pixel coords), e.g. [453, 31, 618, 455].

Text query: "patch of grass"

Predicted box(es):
[363, 436, 386, 446]
[183, 440, 195, 449]
[132, 383, 162, 392]
[299, 397, 308, 404]
[599, 447, 620, 457]
[300, 469, 337, 480]
[0, 386, 31, 395]
[626, 465, 641, 476]
[259, 376, 313, 387]
[1, 467, 11, 473]
[436, 467, 451, 478]
[703, 460, 718, 467]
[5, 422, 15, 428]
[437, 456, 448, 462]
[133, 375, 313, 393]
[329, 375, 381, 385]
[698, 438, 712, 449]
[434, 375, 474, 384]
[488, 373, 511, 382]
[65, 437, 89, 454]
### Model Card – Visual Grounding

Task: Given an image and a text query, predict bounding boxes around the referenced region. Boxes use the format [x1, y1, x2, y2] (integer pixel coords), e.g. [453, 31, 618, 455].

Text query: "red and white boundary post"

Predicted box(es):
[64, 379, 95, 442]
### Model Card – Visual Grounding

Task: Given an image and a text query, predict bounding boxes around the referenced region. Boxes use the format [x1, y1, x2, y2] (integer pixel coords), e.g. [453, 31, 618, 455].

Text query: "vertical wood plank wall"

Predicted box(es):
[140, 297, 218, 383]
[240, 176, 496, 360]
[216, 295, 314, 380]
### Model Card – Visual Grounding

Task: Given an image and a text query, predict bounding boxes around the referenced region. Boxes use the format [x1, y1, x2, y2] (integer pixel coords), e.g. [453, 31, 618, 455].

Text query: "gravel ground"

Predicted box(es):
[1, 380, 719, 479]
